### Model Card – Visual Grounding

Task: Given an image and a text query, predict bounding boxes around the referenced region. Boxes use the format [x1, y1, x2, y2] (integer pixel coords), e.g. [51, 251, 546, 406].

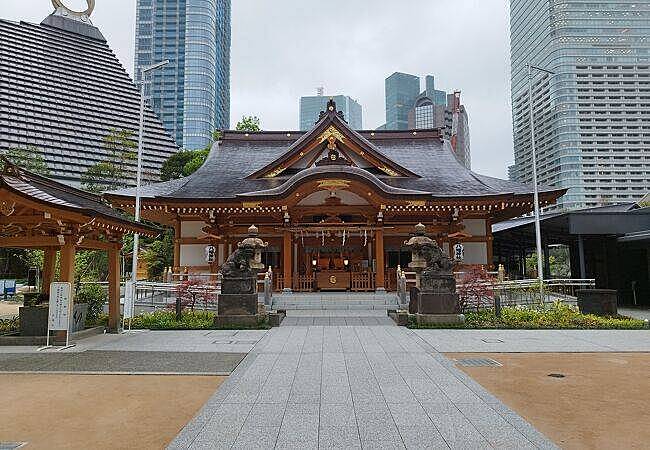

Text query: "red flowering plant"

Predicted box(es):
[456, 266, 496, 313]
[170, 279, 218, 311]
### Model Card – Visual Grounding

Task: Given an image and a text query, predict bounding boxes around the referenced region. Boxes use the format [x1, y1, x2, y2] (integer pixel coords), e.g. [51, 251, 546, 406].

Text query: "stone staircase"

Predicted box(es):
[271, 292, 399, 311]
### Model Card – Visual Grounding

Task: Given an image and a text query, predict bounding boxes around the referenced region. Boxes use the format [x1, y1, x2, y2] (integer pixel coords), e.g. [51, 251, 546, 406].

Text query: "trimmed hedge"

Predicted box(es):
[95, 310, 271, 330]
[411, 302, 647, 330]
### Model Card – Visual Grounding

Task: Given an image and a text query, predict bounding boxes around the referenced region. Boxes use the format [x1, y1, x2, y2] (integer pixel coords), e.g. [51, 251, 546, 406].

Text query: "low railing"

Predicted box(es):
[394, 273, 596, 312]
[293, 275, 314, 292]
[351, 271, 375, 291]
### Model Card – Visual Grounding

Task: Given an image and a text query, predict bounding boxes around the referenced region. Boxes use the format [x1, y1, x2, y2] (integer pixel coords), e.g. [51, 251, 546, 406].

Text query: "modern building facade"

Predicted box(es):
[384, 73, 471, 168]
[509, 0, 650, 210]
[300, 94, 362, 130]
[0, 5, 179, 187]
[134, 0, 231, 150]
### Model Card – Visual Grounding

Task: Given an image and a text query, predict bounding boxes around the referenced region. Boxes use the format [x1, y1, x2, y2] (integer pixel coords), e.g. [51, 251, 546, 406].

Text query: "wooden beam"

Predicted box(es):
[173, 218, 181, 272]
[0, 236, 60, 248]
[107, 246, 121, 333]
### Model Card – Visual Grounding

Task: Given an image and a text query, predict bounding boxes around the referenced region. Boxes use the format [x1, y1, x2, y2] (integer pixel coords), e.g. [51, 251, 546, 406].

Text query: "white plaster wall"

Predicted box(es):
[462, 242, 488, 265]
[180, 244, 206, 267]
[463, 219, 486, 236]
[181, 221, 207, 238]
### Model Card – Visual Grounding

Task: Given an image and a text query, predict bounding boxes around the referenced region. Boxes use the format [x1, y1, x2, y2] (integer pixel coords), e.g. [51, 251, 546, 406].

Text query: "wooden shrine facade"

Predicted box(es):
[108, 99, 564, 292]
[0, 160, 158, 330]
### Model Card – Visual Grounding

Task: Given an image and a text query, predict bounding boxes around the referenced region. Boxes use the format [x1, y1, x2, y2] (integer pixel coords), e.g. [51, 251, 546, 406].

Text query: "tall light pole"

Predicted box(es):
[527, 63, 554, 293]
[130, 60, 169, 311]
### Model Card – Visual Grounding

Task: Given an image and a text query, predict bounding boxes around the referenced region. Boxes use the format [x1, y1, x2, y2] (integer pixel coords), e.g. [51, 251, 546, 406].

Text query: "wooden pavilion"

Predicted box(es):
[107, 99, 564, 292]
[0, 159, 158, 331]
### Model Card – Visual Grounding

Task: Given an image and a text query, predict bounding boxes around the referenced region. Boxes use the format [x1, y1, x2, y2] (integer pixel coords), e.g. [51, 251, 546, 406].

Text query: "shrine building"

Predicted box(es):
[107, 100, 564, 292]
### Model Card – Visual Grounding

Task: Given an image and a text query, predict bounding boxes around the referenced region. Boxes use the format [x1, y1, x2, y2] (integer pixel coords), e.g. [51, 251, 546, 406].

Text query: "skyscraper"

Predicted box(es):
[510, 0, 650, 210]
[384, 73, 471, 168]
[299, 94, 362, 130]
[135, 0, 231, 150]
[0, 6, 178, 187]
[385, 72, 420, 130]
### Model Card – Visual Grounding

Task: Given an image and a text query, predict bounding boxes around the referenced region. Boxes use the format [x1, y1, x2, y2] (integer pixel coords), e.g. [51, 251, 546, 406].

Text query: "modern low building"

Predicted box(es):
[300, 94, 362, 130]
[0, 3, 179, 187]
[493, 203, 650, 307]
[509, 0, 650, 210]
[135, 0, 232, 150]
[107, 99, 563, 293]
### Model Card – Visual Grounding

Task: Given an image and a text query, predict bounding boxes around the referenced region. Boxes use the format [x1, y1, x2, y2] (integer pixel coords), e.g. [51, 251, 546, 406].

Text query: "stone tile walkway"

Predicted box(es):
[170, 326, 555, 449]
[281, 310, 395, 327]
[413, 329, 650, 353]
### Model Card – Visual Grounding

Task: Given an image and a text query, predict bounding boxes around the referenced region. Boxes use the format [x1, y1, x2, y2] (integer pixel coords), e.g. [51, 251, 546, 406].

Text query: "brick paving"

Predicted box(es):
[170, 326, 556, 449]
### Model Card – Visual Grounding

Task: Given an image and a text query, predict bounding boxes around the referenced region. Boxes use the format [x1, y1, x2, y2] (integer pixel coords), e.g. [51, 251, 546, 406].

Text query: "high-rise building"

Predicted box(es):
[0, 5, 179, 187]
[299, 94, 362, 130]
[135, 0, 231, 150]
[384, 73, 471, 168]
[509, 0, 650, 210]
[385, 72, 420, 130]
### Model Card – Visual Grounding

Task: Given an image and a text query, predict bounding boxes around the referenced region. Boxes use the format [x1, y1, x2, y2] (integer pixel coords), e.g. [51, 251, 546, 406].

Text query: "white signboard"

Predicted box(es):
[48, 282, 72, 331]
[453, 243, 465, 262]
[124, 281, 135, 319]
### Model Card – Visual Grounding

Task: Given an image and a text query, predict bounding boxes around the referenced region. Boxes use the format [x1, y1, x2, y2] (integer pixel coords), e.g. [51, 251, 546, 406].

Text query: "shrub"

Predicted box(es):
[75, 283, 107, 326]
[128, 310, 216, 330]
[0, 316, 19, 335]
[413, 301, 647, 330]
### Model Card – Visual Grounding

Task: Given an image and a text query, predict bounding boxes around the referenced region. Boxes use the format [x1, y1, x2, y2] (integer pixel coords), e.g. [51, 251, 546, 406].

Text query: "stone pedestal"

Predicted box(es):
[577, 289, 618, 316]
[418, 292, 459, 314]
[218, 293, 258, 316]
[415, 314, 465, 326]
[19, 305, 48, 336]
[222, 277, 256, 295]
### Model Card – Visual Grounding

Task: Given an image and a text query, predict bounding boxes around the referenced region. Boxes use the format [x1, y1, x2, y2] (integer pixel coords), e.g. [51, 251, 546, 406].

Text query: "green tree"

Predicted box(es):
[160, 151, 199, 181]
[236, 115, 261, 132]
[81, 128, 137, 193]
[141, 229, 175, 279]
[1, 146, 50, 175]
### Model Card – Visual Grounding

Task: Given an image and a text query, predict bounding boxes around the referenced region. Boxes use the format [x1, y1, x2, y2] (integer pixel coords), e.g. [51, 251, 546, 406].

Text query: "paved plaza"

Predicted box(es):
[170, 325, 558, 449]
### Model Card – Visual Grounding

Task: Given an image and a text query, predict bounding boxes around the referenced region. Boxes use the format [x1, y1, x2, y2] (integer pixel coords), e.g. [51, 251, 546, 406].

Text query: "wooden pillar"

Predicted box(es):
[173, 219, 181, 272]
[58, 238, 76, 284]
[375, 228, 385, 291]
[41, 247, 57, 296]
[107, 244, 121, 333]
[283, 230, 292, 291]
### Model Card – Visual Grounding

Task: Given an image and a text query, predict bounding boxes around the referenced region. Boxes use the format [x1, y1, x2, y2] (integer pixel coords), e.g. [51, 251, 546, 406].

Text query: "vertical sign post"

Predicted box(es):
[39, 282, 75, 351]
[123, 280, 135, 331]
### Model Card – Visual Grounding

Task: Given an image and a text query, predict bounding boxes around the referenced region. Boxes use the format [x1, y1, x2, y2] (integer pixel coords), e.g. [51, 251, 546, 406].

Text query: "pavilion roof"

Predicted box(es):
[108, 100, 565, 205]
[0, 159, 158, 236]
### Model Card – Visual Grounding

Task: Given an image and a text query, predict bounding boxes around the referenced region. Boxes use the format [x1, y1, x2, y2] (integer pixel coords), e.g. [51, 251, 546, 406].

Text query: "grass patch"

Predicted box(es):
[95, 310, 271, 330]
[0, 316, 19, 335]
[410, 302, 647, 330]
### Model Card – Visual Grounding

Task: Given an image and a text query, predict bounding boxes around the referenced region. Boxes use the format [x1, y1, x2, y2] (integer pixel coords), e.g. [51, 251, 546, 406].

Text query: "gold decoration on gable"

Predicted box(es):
[407, 200, 426, 207]
[317, 180, 350, 190]
[242, 202, 261, 209]
[317, 126, 345, 145]
[0, 201, 16, 216]
[379, 166, 399, 177]
[265, 167, 286, 178]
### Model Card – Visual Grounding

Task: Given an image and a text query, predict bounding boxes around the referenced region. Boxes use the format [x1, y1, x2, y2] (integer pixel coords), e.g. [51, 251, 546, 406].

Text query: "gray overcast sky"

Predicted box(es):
[1, 0, 514, 178]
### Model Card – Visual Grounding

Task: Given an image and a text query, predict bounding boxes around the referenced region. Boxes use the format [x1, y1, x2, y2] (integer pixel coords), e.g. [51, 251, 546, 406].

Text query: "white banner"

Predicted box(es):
[123, 281, 135, 319]
[48, 282, 72, 331]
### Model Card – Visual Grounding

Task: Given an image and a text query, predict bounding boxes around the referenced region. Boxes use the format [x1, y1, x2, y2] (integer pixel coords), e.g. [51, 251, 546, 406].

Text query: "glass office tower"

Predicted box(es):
[385, 72, 420, 130]
[135, 0, 231, 150]
[510, 0, 650, 210]
[299, 95, 363, 130]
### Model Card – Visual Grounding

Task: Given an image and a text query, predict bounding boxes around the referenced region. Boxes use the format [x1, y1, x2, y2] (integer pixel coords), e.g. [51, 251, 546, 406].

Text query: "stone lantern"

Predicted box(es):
[404, 223, 436, 287]
[238, 224, 268, 270]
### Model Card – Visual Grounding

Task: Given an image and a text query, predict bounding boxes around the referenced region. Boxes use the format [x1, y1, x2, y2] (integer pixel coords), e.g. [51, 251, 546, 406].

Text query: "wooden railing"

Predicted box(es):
[293, 274, 314, 292]
[351, 271, 375, 291]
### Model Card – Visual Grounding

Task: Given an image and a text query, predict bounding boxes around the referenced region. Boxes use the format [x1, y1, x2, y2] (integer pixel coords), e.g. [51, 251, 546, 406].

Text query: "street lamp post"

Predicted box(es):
[129, 59, 169, 324]
[527, 63, 555, 293]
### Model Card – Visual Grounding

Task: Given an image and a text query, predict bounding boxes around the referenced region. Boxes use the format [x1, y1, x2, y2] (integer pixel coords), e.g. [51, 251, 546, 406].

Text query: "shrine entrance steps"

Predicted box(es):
[271, 292, 398, 311]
